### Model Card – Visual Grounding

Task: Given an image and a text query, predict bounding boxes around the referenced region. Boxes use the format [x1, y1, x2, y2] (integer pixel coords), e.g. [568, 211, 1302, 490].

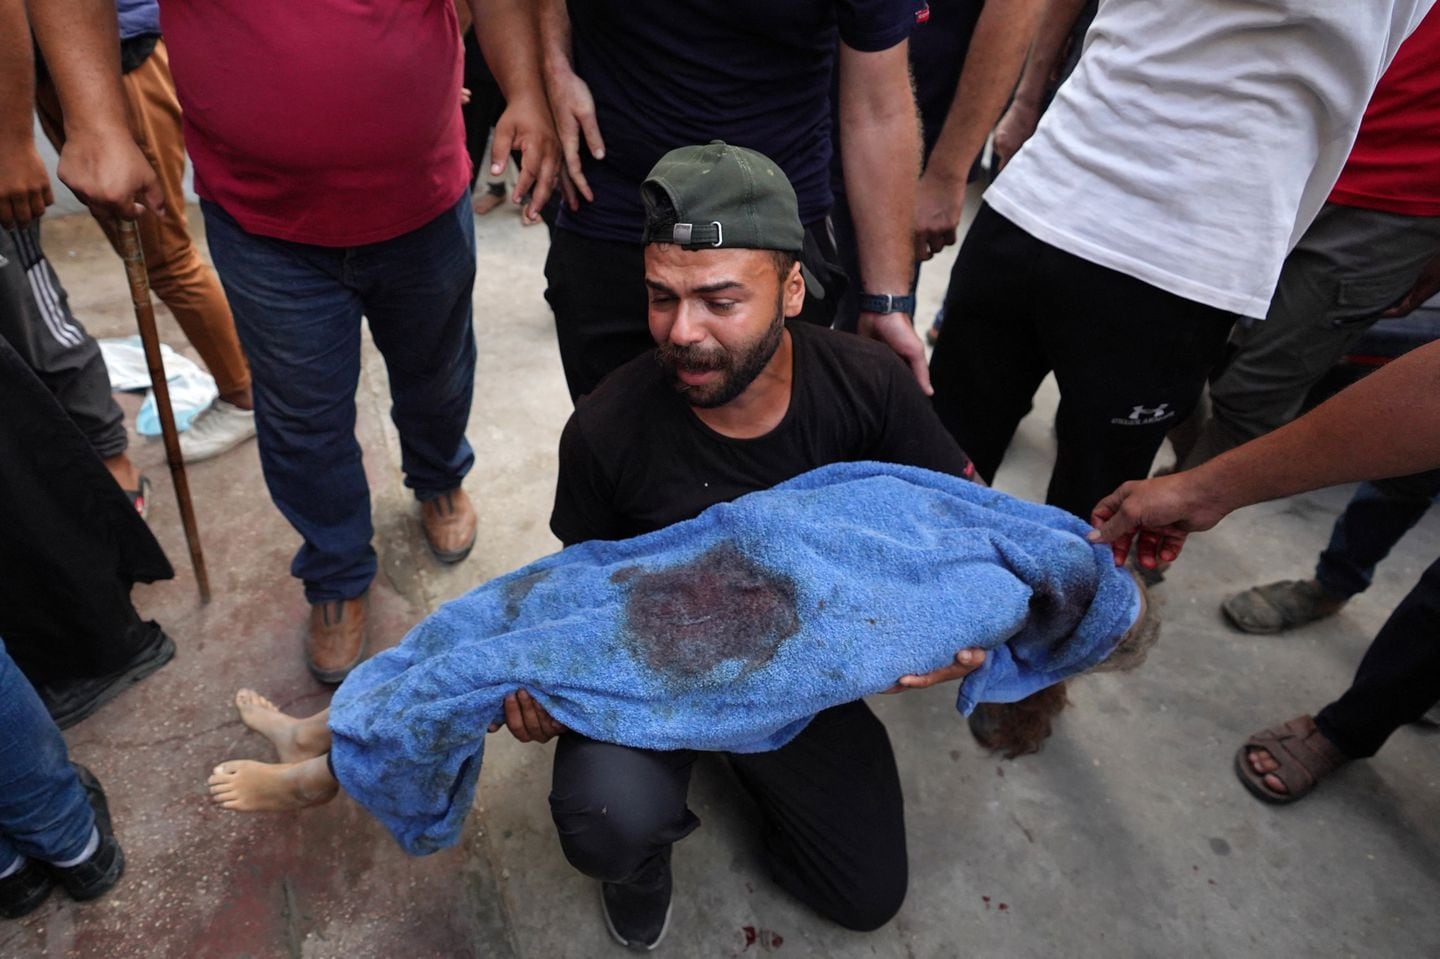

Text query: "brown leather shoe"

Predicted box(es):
[307, 595, 368, 684]
[421, 488, 477, 564]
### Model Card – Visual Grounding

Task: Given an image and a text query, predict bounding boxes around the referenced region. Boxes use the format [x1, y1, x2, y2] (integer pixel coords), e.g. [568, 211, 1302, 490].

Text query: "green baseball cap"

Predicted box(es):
[641, 141, 804, 254]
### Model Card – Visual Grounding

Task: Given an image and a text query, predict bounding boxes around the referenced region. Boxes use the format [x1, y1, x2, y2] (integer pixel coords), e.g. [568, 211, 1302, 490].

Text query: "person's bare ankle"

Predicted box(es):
[102, 453, 140, 491]
[219, 387, 254, 411]
[1307, 579, 1348, 616]
[234, 690, 330, 763]
[288, 756, 339, 804]
[292, 715, 332, 759]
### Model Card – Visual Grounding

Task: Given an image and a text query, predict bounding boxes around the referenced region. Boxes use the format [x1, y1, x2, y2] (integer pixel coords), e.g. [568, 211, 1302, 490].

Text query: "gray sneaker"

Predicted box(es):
[1221, 579, 1347, 635]
[179, 400, 256, 463]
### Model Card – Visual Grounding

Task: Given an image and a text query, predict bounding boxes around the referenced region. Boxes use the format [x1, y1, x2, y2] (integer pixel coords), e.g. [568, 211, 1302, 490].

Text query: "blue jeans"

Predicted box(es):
[202, 193, 477, 603]
[1314, 470, 1440, 600]
[0, 640, 94, 867]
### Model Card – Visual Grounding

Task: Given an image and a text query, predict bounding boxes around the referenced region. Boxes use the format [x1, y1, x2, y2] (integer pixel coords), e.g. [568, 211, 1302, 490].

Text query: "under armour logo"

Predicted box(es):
[1111, 402, 1173, 426]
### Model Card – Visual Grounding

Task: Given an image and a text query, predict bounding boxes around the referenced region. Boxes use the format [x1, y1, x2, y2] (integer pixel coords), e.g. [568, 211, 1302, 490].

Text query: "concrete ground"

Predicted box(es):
[4, 203, 1439, 959]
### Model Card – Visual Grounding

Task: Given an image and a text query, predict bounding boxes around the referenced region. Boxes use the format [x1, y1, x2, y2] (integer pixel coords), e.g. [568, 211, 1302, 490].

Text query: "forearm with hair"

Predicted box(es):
[468, 0, 545, 106]
[1012, 0, 1090, 108]
[0, 0, 36, 142]
[924, 0, 1045, 180]
[24, 0, 127, 138]
[839, 41, 921, 295]
[537, 0, 573, 78]
[1188, 339, 1440, 516]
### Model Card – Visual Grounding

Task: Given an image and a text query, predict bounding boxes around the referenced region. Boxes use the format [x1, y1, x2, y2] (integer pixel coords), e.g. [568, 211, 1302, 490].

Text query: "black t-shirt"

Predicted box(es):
[550, 321, 975, 546]
[558, 0, 921, 245]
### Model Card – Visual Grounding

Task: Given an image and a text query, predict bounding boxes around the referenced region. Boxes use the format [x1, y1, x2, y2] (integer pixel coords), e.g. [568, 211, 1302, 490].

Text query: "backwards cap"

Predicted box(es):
[641, 141, 804, 253]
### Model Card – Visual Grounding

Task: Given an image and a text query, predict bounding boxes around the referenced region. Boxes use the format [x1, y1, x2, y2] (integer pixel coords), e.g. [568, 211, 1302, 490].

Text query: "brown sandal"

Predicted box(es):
[1234, 714, 1349, 804]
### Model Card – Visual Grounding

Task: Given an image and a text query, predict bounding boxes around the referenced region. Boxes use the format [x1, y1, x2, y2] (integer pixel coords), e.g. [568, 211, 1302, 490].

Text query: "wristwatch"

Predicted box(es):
[857, 293, 916, 315]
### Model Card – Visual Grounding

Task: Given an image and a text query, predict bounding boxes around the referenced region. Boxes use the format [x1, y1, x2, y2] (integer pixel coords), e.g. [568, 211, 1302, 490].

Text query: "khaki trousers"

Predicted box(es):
[36, 39, 250, 398]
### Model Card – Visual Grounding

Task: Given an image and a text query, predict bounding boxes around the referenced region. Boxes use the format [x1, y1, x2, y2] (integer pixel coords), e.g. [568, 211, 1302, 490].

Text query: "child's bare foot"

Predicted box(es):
[208, 756, 338, 811]
[234, 689, 331, 763]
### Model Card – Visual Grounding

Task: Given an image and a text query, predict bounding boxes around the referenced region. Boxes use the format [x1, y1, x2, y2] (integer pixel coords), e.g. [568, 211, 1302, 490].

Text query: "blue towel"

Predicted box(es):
[329, 461, 1140, 855]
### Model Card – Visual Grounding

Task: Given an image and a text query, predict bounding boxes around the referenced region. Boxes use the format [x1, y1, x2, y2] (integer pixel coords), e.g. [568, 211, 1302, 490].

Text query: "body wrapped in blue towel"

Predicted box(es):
[329, 461, 1140, 855]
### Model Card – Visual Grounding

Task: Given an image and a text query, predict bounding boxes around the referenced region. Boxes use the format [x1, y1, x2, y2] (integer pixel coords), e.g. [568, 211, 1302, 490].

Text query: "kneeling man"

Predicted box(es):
[528, 142, 983, 946]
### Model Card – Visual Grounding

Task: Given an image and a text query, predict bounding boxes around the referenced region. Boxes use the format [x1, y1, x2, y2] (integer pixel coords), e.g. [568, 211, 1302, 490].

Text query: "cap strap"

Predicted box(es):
[671, 221, 724, 248]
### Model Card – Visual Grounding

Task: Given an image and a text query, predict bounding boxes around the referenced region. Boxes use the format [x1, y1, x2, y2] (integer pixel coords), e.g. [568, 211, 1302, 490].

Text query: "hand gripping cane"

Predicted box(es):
[116, 219, 212, 603]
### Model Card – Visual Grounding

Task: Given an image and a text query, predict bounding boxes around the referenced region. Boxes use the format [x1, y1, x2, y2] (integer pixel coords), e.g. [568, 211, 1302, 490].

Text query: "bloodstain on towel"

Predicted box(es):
[621, 542, 799, 678]
[503, 569, 551, 621]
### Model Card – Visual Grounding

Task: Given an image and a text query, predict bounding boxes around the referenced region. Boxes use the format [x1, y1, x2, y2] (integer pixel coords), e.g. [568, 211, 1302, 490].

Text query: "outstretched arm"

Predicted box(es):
[914, 0, 1044, 261]
[467, 0, 561, 223]
[21, 0, 161, 220]
[838, 40, 929, 393]
[1089, 339, 1440, 567]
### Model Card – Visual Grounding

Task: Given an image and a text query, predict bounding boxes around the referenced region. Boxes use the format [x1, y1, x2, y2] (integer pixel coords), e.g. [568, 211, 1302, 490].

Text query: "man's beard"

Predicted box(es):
[656, 300, 786, 409]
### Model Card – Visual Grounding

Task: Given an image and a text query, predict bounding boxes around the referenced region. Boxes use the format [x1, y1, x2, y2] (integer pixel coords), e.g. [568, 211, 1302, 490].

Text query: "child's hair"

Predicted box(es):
[970, 572, 1159, 758]
[968, 683, 1071, 759]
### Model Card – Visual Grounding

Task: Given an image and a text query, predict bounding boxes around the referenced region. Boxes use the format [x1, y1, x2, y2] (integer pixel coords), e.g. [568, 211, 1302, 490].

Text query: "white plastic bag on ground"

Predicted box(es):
[98, 336, 218, 435]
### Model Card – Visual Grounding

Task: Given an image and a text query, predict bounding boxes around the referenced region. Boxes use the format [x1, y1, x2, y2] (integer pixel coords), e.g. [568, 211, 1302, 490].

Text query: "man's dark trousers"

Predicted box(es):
[1315, 470, 1440, 600]
[929, 204, 1237, 517]
[0, 224, 127, 459]
[549, 700, 908, 931]
[1317, 552, 1440, 759]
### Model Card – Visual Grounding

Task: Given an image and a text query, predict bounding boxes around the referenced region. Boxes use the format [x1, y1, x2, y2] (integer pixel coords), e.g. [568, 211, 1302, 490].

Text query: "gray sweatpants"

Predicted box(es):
[0, 224, 127, 458]
[1176, 202, 1440, 470]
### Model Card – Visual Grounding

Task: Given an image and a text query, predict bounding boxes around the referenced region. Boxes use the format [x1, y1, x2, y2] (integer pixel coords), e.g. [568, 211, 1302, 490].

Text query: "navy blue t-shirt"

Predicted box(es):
[559, 0, 920, 244]
[909, 0, 985, 155]
[831, 0, 984, 198]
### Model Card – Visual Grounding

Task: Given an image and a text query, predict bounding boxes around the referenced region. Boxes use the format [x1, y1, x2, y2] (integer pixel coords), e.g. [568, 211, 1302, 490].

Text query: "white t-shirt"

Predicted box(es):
[985, 0, 1435, 319]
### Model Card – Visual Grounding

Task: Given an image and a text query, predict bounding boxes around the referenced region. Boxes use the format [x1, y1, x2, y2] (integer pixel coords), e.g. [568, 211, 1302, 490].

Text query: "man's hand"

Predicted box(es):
[488, 688, 567, 743]
[884, 647, 985, 693]
[1380, 252, 1440, 319]
[859, 311, 932, 395]
[991, 98, 1041, 170]
[543, 66, 604, 209]
[913, 167, 966, 262]
[56, 130, 162, 222]
[1087, 472, 1229, 569]
[492, 95, 562, 225]
[0, 139, 54, 229]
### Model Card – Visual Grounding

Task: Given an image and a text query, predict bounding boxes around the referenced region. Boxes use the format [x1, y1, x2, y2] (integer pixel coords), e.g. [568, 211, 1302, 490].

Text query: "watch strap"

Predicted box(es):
[857, 292, 916, 315]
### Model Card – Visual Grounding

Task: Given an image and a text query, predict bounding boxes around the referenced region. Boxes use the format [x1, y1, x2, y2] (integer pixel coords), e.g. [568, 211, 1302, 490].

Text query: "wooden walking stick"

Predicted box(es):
[116, 218, 212, 603]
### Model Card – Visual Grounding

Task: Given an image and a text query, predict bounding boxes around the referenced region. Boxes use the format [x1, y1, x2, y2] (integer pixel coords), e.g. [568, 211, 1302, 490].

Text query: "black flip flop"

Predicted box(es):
[125, 475, 152, 520]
